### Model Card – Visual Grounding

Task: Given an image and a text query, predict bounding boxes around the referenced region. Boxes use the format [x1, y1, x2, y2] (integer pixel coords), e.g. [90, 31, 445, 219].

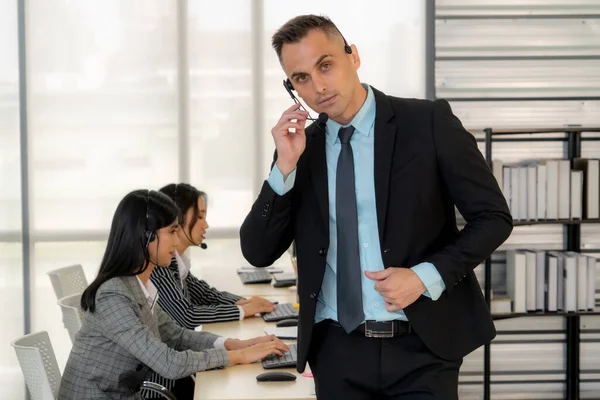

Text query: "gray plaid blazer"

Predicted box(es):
[57, 275, 229, 399]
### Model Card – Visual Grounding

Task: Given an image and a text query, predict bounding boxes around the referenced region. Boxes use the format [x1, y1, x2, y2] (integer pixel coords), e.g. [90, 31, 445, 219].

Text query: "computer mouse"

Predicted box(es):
[273, 280, 295, 288]
[256, 371, 297, 382]
[276, 319, 298, 327]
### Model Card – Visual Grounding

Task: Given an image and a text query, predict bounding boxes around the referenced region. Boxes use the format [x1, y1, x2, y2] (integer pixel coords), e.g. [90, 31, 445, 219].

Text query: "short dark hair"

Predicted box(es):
[272, 14, 343, 60]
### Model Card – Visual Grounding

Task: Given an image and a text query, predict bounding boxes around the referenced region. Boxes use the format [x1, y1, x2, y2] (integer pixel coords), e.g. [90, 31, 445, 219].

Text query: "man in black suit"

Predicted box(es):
[240, 14, 512, 400]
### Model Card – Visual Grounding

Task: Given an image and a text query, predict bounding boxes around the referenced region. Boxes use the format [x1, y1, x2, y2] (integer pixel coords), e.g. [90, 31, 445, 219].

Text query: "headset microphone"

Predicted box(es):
[317, 112, 329, 126]
[182, 228, 208, 250]
[312, 112, 329, 137]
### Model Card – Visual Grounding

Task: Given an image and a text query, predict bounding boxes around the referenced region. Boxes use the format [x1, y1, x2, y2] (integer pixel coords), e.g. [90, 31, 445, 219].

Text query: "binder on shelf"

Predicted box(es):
[545, 253, 558, 312]
[545, 160, 559, 220]
[558, 160, 571, 219]
[535, 250, 546, 311]
[527, 166, 537, 221]
[537, 164, 547, 220]
[577, 254, 588, 311]
[563, 252, 578, 312]
[573, 158, 600, 219]
[506, 250, 527, 313]
[549, 251, 565, 311]
[525, 251, 537, 312]
[588, 256, 597, 311]
[571, 170, 583, 220]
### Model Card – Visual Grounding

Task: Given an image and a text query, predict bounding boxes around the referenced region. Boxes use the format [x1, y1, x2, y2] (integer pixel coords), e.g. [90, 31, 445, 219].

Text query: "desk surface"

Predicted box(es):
[194, 362, 315, 400]
[201, 302, 296, 338]
[199, 268, 298, 298]
[194, 309, 315, 400]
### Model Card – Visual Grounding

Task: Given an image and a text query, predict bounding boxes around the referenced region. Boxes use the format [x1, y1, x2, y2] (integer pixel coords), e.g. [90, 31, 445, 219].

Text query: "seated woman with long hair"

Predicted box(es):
[149, 183, 276, 330]
[58, 189, 287, 400]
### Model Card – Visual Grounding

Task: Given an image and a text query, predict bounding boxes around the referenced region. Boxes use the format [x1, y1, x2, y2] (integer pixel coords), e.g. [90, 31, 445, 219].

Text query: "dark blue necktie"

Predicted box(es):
[336, 125, 364, 333]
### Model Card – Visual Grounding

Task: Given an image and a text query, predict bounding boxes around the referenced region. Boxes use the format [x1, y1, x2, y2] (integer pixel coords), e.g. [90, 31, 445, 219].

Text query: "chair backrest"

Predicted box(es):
[11, 331, 61, 400]
[47, 264, 87, 300]
[57, 294, 83, 343]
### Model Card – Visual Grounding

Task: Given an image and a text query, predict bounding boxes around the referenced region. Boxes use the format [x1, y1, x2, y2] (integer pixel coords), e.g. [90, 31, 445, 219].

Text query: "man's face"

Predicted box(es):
[280, 29, 360, 122]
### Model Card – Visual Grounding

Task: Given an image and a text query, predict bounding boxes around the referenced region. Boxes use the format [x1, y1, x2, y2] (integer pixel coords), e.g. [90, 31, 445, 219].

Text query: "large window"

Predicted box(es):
[27, 1, 179, 235]
[188, 0, 255, 229]
[0, 0, 24, 397]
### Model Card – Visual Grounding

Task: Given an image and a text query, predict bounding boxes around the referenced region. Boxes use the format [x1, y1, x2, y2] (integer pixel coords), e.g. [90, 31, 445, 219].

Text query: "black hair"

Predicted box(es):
[81, 189, 179, 312]
[159, 183, 207, 234]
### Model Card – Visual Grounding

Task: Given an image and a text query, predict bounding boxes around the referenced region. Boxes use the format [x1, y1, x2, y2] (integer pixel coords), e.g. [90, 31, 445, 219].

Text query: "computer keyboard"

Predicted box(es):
[262, 303, 299, 322]
[262, 343, 297, 369]
[238, 270, 272, 284]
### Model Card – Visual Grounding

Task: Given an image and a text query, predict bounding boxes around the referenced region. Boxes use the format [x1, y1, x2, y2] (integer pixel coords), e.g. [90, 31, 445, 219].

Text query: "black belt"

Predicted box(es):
[325, 319, 412, 338]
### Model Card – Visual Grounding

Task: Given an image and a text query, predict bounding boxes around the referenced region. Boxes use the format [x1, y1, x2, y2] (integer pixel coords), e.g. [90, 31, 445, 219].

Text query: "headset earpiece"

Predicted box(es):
[144, 190, 156, 246]
[146, 230, 156, 243]
[284, 79, 294, 93]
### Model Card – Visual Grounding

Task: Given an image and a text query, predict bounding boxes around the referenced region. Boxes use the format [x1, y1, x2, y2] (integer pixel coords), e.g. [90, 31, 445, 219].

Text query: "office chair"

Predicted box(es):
[12, 331, 60, 400]
[47, 264, 87, 300]
[57, 294, 82, 343]
[12, 331, 177, 400]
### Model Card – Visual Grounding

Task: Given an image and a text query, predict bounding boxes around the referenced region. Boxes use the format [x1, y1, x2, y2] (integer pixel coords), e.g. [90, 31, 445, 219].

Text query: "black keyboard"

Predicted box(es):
[262, 343, 297, 369]
[262, 303, 299, 322]
[239, 270, 272, 284]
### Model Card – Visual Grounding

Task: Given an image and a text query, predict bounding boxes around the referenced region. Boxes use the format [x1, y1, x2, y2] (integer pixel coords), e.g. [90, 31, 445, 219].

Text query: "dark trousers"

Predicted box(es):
[171, 376, 195, 400]
[147, 376, 195, 400]
[308, 320, 462, 400]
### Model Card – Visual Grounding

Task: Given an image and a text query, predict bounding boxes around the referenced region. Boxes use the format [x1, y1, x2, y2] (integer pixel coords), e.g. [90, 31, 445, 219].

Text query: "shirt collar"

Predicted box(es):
[175, 250, 191, 281]
[136, 276, 158, 308]
[325, 83, 376, 148]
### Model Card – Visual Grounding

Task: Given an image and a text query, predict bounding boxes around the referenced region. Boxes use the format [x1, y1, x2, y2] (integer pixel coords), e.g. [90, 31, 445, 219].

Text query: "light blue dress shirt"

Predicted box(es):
[267, 84, 446, 323]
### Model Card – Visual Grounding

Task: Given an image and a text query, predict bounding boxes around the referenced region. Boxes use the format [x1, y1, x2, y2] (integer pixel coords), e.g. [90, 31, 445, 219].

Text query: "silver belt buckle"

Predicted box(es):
[364, 321, 394, 338]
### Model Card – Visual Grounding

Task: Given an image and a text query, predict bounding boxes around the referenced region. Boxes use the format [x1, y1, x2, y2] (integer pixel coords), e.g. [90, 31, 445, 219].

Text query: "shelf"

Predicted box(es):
[512, 219, 600, 226]
[493, 311, 600, 320]
[484, 126, 600, 135]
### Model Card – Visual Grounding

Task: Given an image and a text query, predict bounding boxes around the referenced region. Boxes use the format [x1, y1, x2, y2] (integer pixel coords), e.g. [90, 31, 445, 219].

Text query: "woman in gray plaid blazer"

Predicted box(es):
[58, 190, 288, 400]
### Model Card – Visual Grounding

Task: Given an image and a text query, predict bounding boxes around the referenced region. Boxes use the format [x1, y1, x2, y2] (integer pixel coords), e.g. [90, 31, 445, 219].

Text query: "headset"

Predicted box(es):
[144, 189, 156, 247]
[143, 189, 161, 269]
[174, 183, 207, 249]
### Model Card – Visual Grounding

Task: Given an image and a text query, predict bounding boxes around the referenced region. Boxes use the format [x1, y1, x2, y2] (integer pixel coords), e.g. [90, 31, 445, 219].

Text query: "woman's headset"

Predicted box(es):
[144, 190, 156, 247]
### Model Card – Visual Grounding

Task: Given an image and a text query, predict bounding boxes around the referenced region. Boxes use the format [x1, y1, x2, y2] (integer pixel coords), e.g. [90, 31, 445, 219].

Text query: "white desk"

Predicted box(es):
[200, 304, 295, 338]
[199, 268, 298, 298]
[194, 308, 315, 400]
[194, 362, 315, 400]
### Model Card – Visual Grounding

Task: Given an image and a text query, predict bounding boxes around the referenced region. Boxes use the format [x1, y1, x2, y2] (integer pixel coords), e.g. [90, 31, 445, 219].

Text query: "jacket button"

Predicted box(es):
[318, 248, 327, 256]
[310, 292, 317, 299]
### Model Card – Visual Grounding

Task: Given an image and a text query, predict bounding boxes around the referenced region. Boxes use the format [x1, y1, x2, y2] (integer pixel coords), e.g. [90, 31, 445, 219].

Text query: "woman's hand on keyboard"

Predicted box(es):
[244, 334, 280, 347]
[228, 340, 290, 364]
[240, 298, 277, 317]
[225, 334, 279, 350]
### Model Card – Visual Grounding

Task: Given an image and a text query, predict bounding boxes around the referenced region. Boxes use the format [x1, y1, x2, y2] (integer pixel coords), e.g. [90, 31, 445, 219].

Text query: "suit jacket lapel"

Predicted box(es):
[372, 87, 397, 242]
[123, 275, 160, 337]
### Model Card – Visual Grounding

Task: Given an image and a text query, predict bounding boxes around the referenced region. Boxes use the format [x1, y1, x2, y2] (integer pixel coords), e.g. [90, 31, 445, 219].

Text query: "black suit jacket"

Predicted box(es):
[240, 87, 513, 372]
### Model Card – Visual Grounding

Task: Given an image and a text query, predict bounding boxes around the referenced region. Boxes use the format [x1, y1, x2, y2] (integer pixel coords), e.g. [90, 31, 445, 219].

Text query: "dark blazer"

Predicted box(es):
[240, 87, 513, 373]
